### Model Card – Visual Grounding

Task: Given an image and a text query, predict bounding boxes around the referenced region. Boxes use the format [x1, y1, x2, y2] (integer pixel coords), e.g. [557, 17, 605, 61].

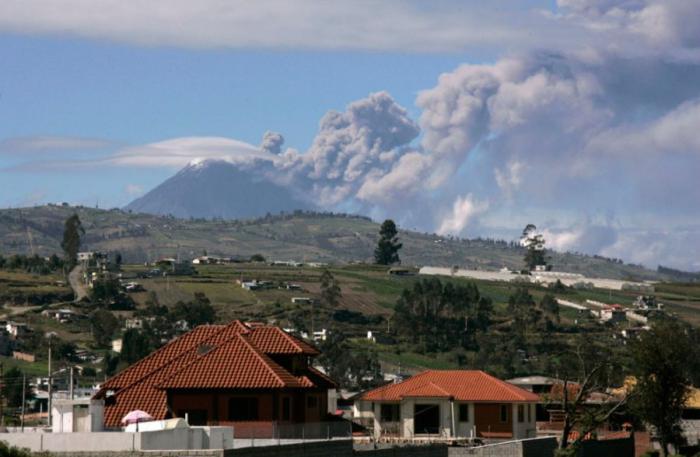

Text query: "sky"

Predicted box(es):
[1, 0, 699, 271]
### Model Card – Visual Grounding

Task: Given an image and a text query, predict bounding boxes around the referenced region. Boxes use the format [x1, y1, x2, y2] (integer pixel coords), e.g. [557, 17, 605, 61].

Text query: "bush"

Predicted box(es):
[554, 447, 578, 457]
[0, 441, 32, 457]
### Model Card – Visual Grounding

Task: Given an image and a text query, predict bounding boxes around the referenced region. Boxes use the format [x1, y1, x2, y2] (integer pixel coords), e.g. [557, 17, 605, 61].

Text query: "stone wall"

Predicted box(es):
[447, 437, 557, 457]
[354, 444, 447, 457]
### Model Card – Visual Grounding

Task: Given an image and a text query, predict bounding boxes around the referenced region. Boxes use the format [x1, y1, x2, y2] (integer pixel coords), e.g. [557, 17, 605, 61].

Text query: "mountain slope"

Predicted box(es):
[125, 160, 312, 219]
[0, 205, 669, 281]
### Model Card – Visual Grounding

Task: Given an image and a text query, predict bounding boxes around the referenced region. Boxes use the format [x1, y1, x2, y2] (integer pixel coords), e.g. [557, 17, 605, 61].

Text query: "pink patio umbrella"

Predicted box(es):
[121, 410, 154, 425]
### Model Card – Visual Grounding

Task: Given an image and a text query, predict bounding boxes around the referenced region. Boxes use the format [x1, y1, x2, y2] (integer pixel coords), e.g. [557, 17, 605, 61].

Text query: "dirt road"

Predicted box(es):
[68, 265, 88, 301]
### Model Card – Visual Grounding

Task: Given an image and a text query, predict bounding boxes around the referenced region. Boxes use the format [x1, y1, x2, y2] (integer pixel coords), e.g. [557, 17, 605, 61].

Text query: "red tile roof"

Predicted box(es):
[361, 370, 540, 403]
[95, 321, 333, 428]
[247, 326, 320, 355]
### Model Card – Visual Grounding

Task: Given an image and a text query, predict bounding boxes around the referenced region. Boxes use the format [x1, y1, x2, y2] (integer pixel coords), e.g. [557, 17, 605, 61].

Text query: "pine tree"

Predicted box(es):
[61, 214, 84, 267]
[320, 270, 341, 308]
[374, 219, 402, 265]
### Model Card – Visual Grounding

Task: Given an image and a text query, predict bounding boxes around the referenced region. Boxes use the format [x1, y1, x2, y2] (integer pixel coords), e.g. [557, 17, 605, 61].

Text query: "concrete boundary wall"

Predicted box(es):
[0, 427, 233, 453]
[447, 437, 557, 457]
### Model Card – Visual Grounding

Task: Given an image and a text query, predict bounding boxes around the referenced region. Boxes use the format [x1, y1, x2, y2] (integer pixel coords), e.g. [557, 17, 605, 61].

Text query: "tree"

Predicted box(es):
[249, 254, 266, 263]
[393, 278, 482, 353]
[121, 329, 152, 364]
[520, 224, 547, 270]
[90, 309, 119, 348]
[172, 292, 216, 328]
[630, 320, 694, 456]
[540, 294, 560, 324]
[374, 219, 402, 265]
[319, 270, 341, 309]
[317, 329, 382, 389]
[552, 339, 629, 451]
[3, 367, 33, 409]
[61, 214, 84, 268]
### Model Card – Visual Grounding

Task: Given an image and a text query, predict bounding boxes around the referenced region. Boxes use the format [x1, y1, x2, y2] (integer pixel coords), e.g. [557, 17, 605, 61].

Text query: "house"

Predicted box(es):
[599, 304, 626, 323]
[388, 267, 414, 276]
[5, 321, 29, 338]
[192, 256, 232, 265]
[111, 338, 123, 353]
[291, 297, 316, 305]
[13, 351, 36, 363]
[507, 376, 564, 421]
[41, 308, 76, 323]
[354, 370, 538, 440]
[93, 321, 337, 435]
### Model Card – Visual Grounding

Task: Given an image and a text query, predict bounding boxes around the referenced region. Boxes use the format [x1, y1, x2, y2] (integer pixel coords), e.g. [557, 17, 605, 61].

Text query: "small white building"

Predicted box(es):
[5, 321, 29, 337]
[52, 398, 104, 433]
[42, 309, 75, 323]
[111, 338, 123, 353]
[600, 305, 626, 323]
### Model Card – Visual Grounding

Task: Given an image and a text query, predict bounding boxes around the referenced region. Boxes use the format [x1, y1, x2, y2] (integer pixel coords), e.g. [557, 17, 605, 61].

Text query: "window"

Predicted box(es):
[517, 405, 525, 423]
[380, 404, 400, 422]
[307, 395, 318, 409]
[282, 397, 291, 421]
[179, 409, 208, 425]
[458, 404, 469, 422]
[500, 404, 509, 423]
[527, 404, 532, 423]
[228, 397, 258, 421]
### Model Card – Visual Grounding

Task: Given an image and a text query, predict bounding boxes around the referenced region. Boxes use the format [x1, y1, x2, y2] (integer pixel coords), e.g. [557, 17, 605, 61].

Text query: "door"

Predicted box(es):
[73, 405, 90, 432]
[414, 404, 440, 435]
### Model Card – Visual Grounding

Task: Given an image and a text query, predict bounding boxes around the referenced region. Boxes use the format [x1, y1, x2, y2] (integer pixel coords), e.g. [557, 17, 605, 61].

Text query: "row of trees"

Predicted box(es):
[0, 254, 64, 274]
[393, 278, 492, 353]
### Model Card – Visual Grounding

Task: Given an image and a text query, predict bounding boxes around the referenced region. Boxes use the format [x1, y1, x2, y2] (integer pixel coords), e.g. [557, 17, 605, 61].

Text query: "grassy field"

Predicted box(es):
[0, 260, 698, 376]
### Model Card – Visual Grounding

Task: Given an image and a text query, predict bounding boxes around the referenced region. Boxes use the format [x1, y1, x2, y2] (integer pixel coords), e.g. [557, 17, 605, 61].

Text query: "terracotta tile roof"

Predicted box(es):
[361, 370, 540, 403]
[159, 333, 305, 389]
[102, 325, 225, 389]
[247, 326, 320, 355]
[95, 320, 331, 428]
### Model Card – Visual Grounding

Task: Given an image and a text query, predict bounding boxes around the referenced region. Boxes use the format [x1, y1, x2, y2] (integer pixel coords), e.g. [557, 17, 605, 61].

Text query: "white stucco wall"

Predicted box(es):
[366, 400, 536, 440]
[511, 403, 537, 439]
[454, 402, 476, 438]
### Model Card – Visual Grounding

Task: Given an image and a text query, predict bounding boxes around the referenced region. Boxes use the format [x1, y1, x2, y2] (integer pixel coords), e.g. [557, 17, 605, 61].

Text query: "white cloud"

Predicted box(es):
[437, 194, 488, 236]
[108, 136, 267, 168]
[124, 184, 144, 197]
[0, 135, 114, 153]
[0, 1, 571, 53]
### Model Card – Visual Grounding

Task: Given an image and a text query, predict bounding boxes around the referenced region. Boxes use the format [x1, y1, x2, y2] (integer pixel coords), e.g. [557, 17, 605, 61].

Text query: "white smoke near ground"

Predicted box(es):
[437, 194, 489, 236]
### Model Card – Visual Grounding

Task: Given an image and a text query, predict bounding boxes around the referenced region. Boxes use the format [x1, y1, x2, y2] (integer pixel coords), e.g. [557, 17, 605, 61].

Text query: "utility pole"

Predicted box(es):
[0, 362, 4, 426]
[20, 373, 26, 432]
[69, 366, 74, 400]
[48, 337, 52, 428]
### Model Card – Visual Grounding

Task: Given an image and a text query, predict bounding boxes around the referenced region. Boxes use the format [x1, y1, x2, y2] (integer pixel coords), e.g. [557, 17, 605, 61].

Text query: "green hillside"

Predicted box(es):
[0, 204, 667, 281]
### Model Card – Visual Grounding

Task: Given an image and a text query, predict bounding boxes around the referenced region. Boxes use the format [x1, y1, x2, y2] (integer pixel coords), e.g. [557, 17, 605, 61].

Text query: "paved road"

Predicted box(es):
[68, 265, 88, 301]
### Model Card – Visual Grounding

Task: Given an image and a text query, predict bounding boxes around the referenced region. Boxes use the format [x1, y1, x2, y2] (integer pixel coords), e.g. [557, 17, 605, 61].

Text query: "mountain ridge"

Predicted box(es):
[0, 204, 671, 281]
[125, 159, 312, 219]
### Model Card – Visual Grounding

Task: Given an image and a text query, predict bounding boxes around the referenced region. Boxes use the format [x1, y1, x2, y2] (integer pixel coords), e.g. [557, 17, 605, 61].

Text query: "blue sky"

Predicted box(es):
[1, 0, 699, 270]
[0, 34, 474, 208]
